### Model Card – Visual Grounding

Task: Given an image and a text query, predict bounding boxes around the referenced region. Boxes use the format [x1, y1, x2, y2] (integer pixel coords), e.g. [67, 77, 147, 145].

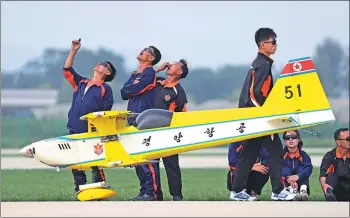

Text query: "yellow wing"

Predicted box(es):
[79, 110, 139, 135]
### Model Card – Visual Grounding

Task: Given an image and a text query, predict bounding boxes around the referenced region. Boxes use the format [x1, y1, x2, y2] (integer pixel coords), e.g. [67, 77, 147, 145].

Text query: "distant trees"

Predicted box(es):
[313, 37, 349, 98]
[1, 37, 349, 105]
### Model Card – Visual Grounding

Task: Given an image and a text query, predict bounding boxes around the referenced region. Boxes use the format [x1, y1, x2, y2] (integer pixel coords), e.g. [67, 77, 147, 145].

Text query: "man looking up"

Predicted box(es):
[63, 38, 116, 199]
[120, 46, 161, 201]
[152, 59, 189, 201]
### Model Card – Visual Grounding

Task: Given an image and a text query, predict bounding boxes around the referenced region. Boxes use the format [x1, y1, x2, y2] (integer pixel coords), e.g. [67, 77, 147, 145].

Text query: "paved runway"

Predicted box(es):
[1, 201, 349, 217]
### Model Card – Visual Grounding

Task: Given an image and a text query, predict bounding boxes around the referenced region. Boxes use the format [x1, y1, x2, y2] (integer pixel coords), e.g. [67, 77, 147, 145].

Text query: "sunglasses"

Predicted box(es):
[283, 134, 298, 140]
[337, 136, 350, 142]
[143, 47, 155, 57]
[96, 61, 112, 73]
[263, 40, 277, 45]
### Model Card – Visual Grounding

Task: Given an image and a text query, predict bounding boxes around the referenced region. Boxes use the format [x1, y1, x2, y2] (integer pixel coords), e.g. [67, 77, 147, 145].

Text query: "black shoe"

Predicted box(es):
[173, 195, 183, 201]
[136, 194, 156, 201]
[325, 188, 337, 201]
[132, 193, 144, 201]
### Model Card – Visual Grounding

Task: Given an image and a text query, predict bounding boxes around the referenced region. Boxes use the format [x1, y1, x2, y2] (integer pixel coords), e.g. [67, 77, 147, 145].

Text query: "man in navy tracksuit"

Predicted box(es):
[227, 141, 269, 200]
[120, 46, 162, 201]
[63, 39, 116, 198]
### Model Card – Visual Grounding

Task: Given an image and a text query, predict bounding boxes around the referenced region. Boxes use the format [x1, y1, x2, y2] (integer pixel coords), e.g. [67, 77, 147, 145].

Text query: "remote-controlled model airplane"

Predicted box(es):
[19, 57, 335, 201]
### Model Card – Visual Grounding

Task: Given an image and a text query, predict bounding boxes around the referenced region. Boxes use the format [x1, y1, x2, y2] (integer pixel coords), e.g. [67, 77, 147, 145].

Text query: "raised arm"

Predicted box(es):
[62, 39, 86, 91]
[155, 62, 170, 73]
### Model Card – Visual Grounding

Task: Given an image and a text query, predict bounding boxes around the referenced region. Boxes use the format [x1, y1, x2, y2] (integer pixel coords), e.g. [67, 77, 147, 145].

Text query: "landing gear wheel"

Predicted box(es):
[77, 188, 117, 201]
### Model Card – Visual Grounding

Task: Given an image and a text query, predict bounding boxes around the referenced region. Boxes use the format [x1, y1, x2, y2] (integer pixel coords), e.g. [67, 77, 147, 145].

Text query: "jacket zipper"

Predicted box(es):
[82, 85, 91, 100]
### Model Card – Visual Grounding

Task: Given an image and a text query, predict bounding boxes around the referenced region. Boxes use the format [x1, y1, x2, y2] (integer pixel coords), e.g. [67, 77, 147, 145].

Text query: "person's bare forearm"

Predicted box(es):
[320, 177, 326, 186]
[319, 176, 328, 193]
[64, 50, 78, 68]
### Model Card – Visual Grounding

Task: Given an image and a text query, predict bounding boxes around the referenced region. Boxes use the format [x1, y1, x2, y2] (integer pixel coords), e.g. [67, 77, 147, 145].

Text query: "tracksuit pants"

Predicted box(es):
[326, 173, 350, 201]
[231, 133, 285, 194]
[227, 170, 269, 195]
[69, 130, 106, 192]
[156, 154, 183, 199]
[136, 154, 183, 199]
[135, 163, 160, 198]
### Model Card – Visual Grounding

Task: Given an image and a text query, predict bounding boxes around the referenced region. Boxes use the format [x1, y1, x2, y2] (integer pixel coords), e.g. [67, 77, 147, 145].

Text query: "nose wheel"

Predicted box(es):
[77, 188, 117, 201]
[76, 181, 117, 201]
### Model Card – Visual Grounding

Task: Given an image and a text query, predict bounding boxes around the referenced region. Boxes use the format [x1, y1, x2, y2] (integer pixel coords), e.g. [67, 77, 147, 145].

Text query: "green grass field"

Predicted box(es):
[1, 167, 325, 201]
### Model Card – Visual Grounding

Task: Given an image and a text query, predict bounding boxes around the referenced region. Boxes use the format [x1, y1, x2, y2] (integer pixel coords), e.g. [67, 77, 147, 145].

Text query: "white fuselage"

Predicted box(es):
[118, 109, 335, 156]
[19, 109, 335, 168]
[20, 137, 106, 167]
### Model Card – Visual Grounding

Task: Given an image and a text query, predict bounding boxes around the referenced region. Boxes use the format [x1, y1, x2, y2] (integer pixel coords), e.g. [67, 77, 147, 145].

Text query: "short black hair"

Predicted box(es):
[105, 61, 116, 82]
[255, 28, 277, 47]
[334, 128, 349, 141]
[149, 46, 161, 66]
[179, 59, 188, 79]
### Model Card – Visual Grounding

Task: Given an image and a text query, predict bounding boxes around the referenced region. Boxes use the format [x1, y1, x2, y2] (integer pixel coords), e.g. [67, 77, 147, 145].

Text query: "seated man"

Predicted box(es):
[282, 130, 313, 201]
[227, 141, 269, 201]
[319, 128, 350, 201]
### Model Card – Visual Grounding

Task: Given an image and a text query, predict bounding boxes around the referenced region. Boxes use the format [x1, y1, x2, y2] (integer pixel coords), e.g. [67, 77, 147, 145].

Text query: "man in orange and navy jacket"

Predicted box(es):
[63, 39, 116, 198]
[120, 46, 162, 201]
[227, 141, 269, 199]
[319, 128, 350, 201]
[232, 28, 295, 201]
[152, 59, 189, 201]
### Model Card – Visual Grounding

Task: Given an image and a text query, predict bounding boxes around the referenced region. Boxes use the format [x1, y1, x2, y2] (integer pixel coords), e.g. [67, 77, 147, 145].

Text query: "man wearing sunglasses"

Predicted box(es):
[231, 28, 297, 201]
[319, 128, 350, 201]
[62, 38, 117, 200]
[120, 46, 161, 201]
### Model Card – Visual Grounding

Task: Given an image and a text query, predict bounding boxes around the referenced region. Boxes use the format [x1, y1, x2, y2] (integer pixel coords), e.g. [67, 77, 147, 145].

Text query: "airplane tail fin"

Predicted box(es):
[263, 57, 336, 127]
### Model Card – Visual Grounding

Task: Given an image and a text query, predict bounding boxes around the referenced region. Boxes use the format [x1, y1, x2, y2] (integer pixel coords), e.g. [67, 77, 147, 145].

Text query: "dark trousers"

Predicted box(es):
[227, 170, 269, 195]
[135, 162, 160, 198]
[231, 134, 284, 194]
[156, 154, 183, 199]
[69, 130, 106, 192]
[326, 173, 350, 201]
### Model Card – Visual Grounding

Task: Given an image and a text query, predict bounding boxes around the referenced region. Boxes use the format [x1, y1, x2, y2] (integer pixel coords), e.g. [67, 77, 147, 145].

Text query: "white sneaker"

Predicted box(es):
[251, 193, 260, 201]
[300, 190, 309, 201]
[271, 188, 297, 201]
[230, 190, 257, 201]
[292, 189, 302, 201]
[294, 193, 302, 201]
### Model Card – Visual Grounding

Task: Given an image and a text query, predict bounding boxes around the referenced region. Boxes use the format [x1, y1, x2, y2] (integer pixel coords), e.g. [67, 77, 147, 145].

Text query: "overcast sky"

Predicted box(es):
[1, 1, 349, 72]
